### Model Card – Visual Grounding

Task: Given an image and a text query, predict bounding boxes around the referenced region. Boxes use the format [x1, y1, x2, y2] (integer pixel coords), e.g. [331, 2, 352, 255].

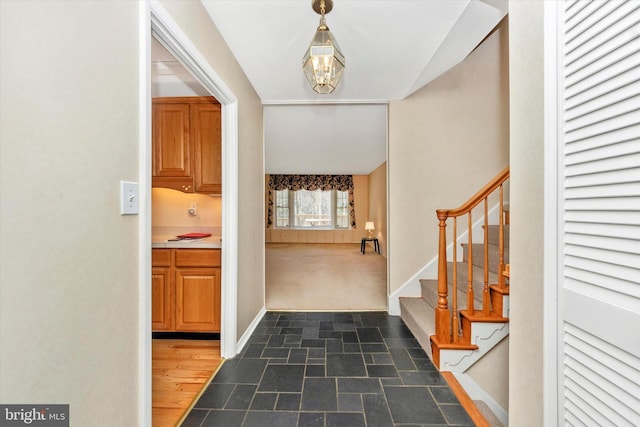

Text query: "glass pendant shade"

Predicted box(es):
[302, 17, 345, 94]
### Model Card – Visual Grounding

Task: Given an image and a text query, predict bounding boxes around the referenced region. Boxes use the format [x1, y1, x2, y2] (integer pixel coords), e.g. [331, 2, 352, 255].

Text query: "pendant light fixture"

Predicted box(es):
[302, 0, 345, 94]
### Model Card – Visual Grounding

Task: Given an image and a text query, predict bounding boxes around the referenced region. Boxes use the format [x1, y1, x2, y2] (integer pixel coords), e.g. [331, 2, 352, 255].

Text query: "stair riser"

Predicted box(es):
[463, 243, 509, 273]
[486, 225, 509, 247]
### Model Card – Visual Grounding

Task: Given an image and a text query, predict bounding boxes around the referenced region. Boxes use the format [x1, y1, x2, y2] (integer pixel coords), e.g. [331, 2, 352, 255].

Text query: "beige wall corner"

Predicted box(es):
[368, 162, 387, 256]
[388, 19, 510, 295]
[467, 336, 510, 412]
[508, 1, 545, 424]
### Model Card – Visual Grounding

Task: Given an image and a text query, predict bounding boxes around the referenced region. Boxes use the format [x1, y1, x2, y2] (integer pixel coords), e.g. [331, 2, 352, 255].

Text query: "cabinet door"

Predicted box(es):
[192, 103, 222, 194]
[175, 268, 220, 332]
[152, 103, 194, 192]
[151, 267, 172, 331]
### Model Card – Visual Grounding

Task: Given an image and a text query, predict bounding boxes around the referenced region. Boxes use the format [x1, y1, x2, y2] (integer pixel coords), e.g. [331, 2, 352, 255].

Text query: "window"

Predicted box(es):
[275, 189, 349, 229]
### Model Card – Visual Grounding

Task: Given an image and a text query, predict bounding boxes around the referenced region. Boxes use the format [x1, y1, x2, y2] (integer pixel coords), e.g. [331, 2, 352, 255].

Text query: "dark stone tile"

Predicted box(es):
[319, 330, 342, 339]
[319, 320, 334, 330]
[298, 412, 325, 427]
[334, 323, 357, 332]
[384, 386, 445, 424]
[357, 327, 384, 343]
[276, 393, 301, 411]
[389, 348, 416, 370]
[367, 364, 398, 378]
[440, 403, 474, 426]
[307, 348, 325, 358]
[243, 343, 266, 358]
[225, 384, 257, 409]
[265, 327, 282, 334]
[267, 334, 286, 347]
[305, 364, 325, 377]
[281, 327, 304, 335]
[195, 383, 235, 409]
[358, 313, 391, 326]
[431, 386, 459, 403]
[413, 358, 438, 371]
[243, 411, 298, 427]
[258, 365, 305, 392]
[360, 343, 387, 353]
[268, 358, 288, 364]
[288, 348, 308, 364]
[363, 393, 394, 427]
[372, 353, 393, 364]
[325, 412, 365, 427]
[307, 312, 333, 321]
[250, 393, 277, 410]
[338, 378, 382, 394]
[301, 377, 337, 411]
[332, 312, 355, 323]
[284, 335, 302, 346]
[326, 339, 343, 354]
[326, 353, 367, 377]
[385, 337, 420, 348]
[223, 358, 268, 384]
[247, 333, 269, 343]
[380, 378, 403, 386]
[407, 348, 429, 359]
[302, 327, 320, 339]
[343, 343, 361, 353]
[301, 339, 325, 348]
[399, 370, 446, 385]
[276, 320, 292, 327]
[362, 353, 373, 364]
[201, 409, 246, 427]
[279, 313, 307, 321]
[180, 408, 208, 427]
[262, 347, 290, 358]
[341, 331, 359, 343]
[211, 359, 239, 383]
[338, 393, 363, 411]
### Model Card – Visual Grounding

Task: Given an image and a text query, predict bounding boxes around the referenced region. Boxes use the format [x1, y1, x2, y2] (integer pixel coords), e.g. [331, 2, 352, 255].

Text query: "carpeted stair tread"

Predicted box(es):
[399, 297, 434, 358]
[486, 225, 509, 247]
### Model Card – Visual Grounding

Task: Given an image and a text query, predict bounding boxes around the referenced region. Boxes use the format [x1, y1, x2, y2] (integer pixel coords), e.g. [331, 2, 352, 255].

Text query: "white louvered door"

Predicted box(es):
[554, 1, 640, 425]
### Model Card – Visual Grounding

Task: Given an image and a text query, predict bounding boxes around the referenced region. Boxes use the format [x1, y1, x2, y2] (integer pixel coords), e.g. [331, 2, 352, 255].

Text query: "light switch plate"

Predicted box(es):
[120, 181, 139, 215]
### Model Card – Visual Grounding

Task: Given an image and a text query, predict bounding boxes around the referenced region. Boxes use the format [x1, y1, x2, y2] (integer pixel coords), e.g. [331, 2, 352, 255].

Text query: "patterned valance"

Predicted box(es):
[268, 174, 354, 192]
[267, 175, 356, 228]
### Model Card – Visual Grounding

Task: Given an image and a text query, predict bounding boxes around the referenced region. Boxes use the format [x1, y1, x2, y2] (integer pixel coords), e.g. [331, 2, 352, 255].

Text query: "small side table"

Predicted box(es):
[361, 237, 380, 254]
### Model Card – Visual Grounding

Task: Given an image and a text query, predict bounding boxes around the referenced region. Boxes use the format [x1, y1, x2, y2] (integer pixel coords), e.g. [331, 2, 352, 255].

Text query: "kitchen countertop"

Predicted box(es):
[152, 226, 222, 249]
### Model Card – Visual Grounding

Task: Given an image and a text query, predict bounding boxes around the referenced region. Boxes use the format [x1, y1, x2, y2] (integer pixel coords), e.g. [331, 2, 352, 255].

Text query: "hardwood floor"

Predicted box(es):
[152, 339, 222, 427]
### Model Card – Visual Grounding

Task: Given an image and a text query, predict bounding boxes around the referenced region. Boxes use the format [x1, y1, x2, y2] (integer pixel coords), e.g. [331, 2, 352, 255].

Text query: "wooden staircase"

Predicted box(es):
[400, 168, 510, 371]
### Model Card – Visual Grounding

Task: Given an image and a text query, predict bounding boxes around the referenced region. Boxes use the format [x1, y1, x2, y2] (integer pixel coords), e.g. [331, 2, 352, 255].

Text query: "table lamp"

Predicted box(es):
[365, 221, 375, 237]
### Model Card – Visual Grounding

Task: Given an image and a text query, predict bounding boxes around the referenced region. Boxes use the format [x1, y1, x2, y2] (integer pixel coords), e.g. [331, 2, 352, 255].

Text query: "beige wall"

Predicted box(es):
[158, 0, 265, 339]
[388, 20, 510, 294]
[508, 1, 544, 424]
[368, 162, 387, 256]
[0, 1, 140, 423]
[0, 0, 264, 423]
[265, 175, 370, 243]
[152, 188, 222, 227]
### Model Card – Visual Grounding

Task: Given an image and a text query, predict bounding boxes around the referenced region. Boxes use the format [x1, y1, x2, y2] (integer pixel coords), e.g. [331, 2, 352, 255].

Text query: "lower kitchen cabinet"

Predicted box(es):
[151, 248, 221, 333]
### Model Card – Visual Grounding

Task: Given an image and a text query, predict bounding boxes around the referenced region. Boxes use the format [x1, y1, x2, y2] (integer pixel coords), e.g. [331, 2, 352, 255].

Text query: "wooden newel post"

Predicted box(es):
[435, 210, 451, 343]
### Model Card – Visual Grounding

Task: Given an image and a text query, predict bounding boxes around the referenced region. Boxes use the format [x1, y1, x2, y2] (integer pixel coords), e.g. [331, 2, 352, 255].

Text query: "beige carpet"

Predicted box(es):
[265, 243, 387, 311]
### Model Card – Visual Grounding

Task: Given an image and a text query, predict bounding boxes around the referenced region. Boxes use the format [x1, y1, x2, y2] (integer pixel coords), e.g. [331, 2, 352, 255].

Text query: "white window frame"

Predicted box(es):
[274, 189, 349, 230]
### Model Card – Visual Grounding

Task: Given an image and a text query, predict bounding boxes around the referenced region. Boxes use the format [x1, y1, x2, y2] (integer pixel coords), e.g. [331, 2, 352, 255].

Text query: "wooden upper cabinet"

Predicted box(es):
[192, 103, 222, 194]
[152, 97, 221, 194]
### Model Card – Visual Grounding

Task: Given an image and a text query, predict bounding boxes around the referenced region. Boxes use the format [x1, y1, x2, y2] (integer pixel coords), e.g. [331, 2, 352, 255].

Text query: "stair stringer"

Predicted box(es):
[389, 203, 502, 315]
[438, 321, 509, 372]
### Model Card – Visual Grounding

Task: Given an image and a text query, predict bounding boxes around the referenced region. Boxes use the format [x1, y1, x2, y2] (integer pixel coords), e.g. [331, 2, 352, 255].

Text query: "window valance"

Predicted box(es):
[268, 174, 354, 192]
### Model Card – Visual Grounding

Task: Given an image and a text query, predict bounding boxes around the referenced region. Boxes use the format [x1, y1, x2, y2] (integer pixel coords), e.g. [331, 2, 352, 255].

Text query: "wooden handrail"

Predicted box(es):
[436, 167, 509, 219]
[434, 167, 510, 346]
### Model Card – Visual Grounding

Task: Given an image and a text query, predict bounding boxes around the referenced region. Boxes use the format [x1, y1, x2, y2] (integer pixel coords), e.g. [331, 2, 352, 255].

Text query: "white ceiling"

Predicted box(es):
[153, 0, 508, 174]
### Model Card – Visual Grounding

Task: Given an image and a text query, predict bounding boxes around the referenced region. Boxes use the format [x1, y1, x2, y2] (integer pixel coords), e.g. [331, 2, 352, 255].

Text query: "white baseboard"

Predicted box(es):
[453, 372, 509, 427]
[235, 306, 267, 355]
[389, 204, 502, 316]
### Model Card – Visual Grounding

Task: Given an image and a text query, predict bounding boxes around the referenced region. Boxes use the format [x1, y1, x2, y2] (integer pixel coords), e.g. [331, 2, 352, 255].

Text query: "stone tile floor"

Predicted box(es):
[182, 312, 473, 427]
